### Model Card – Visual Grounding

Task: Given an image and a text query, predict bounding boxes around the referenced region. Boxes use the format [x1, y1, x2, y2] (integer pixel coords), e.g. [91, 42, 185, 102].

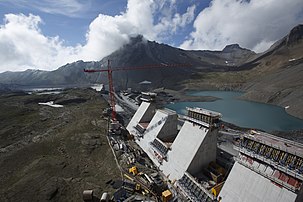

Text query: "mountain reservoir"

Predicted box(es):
[166, 91, 303, 132]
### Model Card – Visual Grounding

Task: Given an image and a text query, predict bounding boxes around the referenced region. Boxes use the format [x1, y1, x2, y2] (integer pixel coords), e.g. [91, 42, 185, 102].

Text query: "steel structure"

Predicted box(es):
[84, 60, 190, 120]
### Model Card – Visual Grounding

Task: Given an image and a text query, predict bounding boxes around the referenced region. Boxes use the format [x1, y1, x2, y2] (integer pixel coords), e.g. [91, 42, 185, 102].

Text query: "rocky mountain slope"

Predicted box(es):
[241, 25, 303, 119]
[0, 35, 255, 89]
[0, 61, 102, 87]
[183, 24, 303, 119]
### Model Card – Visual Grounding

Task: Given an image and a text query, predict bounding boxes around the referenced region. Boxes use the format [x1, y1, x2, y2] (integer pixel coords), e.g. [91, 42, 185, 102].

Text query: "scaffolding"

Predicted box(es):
[240, 136, 303, 175]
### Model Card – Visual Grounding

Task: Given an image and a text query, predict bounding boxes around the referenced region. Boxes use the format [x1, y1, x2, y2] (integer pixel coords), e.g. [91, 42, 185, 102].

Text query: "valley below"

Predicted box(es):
[0, 89, 120, 201]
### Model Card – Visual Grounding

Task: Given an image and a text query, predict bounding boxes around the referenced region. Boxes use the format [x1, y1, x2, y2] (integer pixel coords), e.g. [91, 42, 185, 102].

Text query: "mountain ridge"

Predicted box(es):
[0, 34, 256, 88]
[0, 25, 303, 119]
[182, 24, 303, 119]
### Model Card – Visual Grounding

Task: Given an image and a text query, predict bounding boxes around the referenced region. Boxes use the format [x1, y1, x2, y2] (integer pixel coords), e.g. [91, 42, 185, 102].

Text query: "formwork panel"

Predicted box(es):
[259, 163, 267, 172]
[273, 170, 281, 179]
[252, 161, 260, 169]
[288, 177, 300, 188]
[279, 173, 289, 183]
[219, 162, 297, 202]
[160, 121, 215, 181]
[265, 166, 274, 176]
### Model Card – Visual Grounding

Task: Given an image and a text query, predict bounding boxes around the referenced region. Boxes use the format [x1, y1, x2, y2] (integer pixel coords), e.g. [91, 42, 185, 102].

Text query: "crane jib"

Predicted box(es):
[83, 60, 192, 121]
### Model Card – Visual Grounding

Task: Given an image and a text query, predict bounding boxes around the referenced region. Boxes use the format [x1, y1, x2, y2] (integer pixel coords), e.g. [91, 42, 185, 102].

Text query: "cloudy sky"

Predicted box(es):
[0, 0, 302, 72]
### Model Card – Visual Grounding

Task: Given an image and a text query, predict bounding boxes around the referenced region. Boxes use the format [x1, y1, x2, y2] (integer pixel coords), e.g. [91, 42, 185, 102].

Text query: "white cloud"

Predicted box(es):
[180, 0, 303, 52]
[34, 0, 89, 17]
[1, 0, 89, 17]
[0, 13, 81, 72]
[0, 0, 196, 72]
[81, 0, 196, 61]
[154, 4, 196, 38]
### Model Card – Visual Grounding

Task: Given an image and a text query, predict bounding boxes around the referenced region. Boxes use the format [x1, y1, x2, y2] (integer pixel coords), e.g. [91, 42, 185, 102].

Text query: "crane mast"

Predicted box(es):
[107, 60, 116, 120]
[84, 60, 191, 121]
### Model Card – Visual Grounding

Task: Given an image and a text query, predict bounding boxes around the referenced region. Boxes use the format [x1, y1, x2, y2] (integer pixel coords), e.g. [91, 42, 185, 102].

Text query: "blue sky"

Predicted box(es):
[0, 0, 129, 45]
[0, 0, 302, 72]
[0, 0, 210, 46]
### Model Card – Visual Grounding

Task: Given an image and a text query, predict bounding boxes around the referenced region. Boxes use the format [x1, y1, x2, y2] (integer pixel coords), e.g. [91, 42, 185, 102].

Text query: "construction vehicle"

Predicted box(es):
[162, 189, 172, 202]
[135, 183, 141, 191]
[129, 166, 138, 175]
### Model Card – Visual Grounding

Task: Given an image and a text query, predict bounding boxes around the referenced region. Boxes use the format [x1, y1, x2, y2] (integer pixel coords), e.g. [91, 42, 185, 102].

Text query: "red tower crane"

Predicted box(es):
[84, 60, 190, 121]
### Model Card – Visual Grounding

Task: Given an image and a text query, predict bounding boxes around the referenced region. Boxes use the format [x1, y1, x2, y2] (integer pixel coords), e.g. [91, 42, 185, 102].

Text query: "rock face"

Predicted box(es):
[286, 24, 303, 46]
[241, 62, 303, 119]
[239, 24, 303, 119]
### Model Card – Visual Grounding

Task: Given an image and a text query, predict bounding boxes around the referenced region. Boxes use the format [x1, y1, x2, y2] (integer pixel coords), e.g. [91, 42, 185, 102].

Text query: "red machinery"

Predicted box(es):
[84, 60, 190, 120]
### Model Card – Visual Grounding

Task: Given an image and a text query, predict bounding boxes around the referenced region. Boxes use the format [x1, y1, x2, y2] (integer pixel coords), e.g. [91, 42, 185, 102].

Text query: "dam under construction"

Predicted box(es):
[124, 96, 303, 201]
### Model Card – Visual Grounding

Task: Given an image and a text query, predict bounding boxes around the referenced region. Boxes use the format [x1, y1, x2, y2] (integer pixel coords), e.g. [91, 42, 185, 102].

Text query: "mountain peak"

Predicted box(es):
[223, 44, 242, 52]
[286, 24, 303, 46]
[222, 44, 253, 53]
[128, 35, 146, 44]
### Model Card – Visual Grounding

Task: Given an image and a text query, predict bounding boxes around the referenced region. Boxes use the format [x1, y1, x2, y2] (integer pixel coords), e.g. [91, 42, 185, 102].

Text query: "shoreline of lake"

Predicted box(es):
[166, 90, 303, 132]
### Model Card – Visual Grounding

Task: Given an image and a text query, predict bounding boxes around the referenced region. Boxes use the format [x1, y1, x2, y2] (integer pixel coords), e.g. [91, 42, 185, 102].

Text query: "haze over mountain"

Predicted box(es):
[0, 24, 302, 118]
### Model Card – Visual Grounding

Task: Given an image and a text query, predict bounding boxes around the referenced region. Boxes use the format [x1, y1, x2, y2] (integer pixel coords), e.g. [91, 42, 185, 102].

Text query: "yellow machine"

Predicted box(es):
[207, 162, 226, 183]
[162, 190, 172, 202]
[211, 181, 225, 197]
[129, 166, 138, 175]
[135, 184, 141, 191]
[142, 189, 150, 196]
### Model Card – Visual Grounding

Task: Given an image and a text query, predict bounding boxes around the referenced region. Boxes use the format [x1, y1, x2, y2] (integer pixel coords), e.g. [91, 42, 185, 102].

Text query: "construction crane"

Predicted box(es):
[84, 60, 190, 121]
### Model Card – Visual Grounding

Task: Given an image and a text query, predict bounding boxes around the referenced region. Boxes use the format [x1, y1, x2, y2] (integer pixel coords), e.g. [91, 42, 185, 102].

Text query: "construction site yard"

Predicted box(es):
[0, 88, 120, 201]
[2, 86, 303, 202]
[0, 87, 213, 202]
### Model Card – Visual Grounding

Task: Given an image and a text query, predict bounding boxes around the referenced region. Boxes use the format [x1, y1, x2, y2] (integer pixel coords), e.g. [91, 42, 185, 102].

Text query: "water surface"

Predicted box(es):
[166, 91, 303, 132]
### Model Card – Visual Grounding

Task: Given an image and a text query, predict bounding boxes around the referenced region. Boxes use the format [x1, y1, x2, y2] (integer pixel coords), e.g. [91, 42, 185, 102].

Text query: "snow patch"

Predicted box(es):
[38, 101, 63, 108]
[91, 84, 104, 92]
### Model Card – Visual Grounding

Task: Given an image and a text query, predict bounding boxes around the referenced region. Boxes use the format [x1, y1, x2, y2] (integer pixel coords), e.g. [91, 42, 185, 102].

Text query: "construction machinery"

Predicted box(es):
[135, 183, 141, 191]
[162, 189, 172, 202]
[211, 181, 225, 197]
[129, 166, 138, 176]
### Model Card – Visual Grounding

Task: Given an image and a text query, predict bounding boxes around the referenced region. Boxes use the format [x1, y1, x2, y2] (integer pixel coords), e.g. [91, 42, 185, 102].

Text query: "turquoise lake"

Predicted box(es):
[166, 91, 303, 132]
